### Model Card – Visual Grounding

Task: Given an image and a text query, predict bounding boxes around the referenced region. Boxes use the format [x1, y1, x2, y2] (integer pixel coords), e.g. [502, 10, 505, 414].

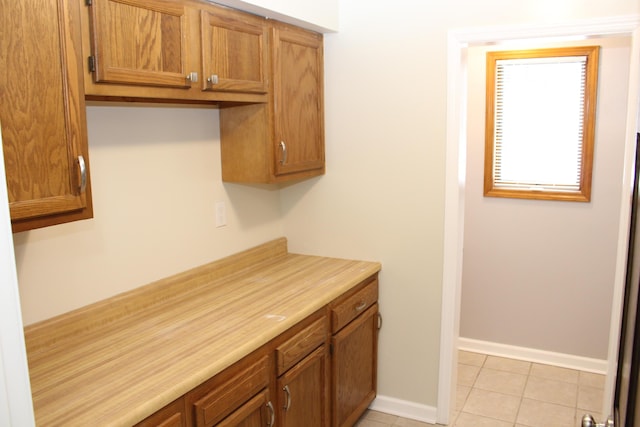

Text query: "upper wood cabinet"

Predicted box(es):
[0, 0, 93, 232]
[272, 22, 324, 177]
[220, 22, 325, 183]
[200, 7, 268, 94]
[88, 0, 192, 89]
[82, 0, 268, 103]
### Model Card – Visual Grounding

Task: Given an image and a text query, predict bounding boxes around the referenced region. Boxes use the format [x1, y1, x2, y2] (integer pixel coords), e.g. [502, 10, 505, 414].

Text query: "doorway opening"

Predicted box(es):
[438, 17, 640, 425]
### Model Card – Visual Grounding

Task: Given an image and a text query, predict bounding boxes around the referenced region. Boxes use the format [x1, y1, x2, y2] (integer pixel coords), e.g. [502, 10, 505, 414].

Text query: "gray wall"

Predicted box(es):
[460, 37, 632, 360]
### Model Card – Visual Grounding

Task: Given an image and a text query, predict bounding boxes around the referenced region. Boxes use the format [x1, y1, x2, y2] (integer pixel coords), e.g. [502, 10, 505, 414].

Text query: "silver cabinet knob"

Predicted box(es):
[186, 72, 198, 83]
[283, 385, 291, 410]
[207, 74, 219, 85]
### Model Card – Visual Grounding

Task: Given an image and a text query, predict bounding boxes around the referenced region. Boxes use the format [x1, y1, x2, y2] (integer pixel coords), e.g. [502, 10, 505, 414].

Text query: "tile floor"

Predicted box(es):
[355, 350, 606, 427]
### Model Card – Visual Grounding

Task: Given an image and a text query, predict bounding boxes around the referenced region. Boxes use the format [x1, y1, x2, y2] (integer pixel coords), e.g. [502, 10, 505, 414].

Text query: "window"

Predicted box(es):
[484, 46, 599, 202]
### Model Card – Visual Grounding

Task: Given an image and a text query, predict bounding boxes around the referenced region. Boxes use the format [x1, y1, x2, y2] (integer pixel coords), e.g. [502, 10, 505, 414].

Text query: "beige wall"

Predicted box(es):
[460, 38, 631, 360]
[14, 105, 285, 324]
[214, 0, 338, 32]
[9, 0, 639, 415]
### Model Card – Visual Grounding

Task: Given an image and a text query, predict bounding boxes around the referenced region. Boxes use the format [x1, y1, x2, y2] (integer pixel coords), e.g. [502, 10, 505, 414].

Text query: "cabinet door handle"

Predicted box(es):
[355, 301, 367, 312]
[279, 141, 287, 165]
[377, 312, 383, 330]
[77, 155, 87, 193]
[186, 72, 198, 83]
[283, 385, 291, 411]
[207, 74, 219, 85]
[266, 401, 275, 427]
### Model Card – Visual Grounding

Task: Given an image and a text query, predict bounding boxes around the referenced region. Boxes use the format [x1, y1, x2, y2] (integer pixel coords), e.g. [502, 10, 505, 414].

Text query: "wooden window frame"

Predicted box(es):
[483, 46, 600, 202]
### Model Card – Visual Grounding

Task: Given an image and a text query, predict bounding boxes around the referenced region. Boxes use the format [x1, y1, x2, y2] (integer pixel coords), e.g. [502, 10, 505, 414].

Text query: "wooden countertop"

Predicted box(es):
[24, 238, 381, 426]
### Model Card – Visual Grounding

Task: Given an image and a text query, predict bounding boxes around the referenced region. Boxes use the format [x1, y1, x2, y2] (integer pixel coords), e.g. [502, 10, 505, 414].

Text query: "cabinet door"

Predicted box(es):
[332, 304, 378, 427]
[0, 0, 92, 232]
[88, 0, 192, 88]
[272, 23, 325, 177]
[200, 6, 268, 94]
[278, 346, 328, 427]
[217, 389, 272, 427]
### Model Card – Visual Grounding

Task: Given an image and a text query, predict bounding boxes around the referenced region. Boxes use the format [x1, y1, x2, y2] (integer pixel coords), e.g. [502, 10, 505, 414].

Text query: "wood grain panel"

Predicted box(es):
[276, 317, 327, 375]
[193, 356, 270, 426]
[331, 278, 378, 333]
[90, 0, 190, 88]
[272, 22, 324, 177]
[0, 0, 92, 231]
[278, 346, 328, 427]
[332, 304, 378, 427]
[134, 396, 185, 427]
[200, 6, 268, 93]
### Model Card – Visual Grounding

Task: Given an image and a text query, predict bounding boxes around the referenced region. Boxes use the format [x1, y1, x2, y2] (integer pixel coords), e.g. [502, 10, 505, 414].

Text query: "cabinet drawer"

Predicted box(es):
[134, 396, 185, 427]
[331, 279, 378, 333]
[192, 355, 270, 427]
[276, 317, 326, 376]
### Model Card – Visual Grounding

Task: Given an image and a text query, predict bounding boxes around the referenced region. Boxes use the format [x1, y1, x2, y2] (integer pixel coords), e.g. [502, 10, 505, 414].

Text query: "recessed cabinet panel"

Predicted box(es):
[89, 0, 190, 88]
[277, 346, 328, 427]
[200, 8, 268, 94]
[273, 24, 324, 177]
[220, 23, 325, 184]
[189, 355, 270, 427]
[332, 304, 378, 427]
[0, 0, 92, 231]
[216, 389, 269, 427]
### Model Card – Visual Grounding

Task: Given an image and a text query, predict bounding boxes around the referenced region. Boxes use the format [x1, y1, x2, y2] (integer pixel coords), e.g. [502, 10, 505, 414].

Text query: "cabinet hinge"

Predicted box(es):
[85, 0, 92, 6]
[88, 56, 96, 73]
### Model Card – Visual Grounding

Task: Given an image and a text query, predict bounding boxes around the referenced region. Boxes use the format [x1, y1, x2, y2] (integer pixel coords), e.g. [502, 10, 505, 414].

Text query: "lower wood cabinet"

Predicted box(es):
[215, 390, 272, 427]
[275, 316, 329, 427]
[277, 346, 328, 427]
[186, 354, 272, 427]
[137, 275, 378, 427]
[331, 305, 378, 427]
[134, 396, 187, 427]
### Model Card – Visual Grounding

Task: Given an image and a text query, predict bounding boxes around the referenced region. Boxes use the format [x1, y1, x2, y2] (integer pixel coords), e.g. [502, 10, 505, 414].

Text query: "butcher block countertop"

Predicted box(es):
[23, 238, 381, 427]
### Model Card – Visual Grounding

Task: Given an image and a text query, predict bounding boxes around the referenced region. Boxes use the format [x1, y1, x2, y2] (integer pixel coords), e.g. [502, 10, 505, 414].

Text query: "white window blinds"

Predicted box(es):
[493, 55, 587, 192]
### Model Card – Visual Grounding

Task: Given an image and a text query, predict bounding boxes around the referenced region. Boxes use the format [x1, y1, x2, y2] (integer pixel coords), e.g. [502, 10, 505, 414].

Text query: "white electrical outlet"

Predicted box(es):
[215, 201, 227, 227]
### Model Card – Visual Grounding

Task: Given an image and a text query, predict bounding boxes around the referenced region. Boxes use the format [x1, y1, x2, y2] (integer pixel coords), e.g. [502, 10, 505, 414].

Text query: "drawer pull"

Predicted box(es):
[267, 401, 275, 427]
[77, 155, 87, 193]
[283, 385, 291, 410]
[279, 141, 288, 165]
[355, 301, 367, 312]
[377, 312, 383, 330]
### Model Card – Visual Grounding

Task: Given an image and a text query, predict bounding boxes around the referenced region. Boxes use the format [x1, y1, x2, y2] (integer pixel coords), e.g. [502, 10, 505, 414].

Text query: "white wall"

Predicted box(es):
[213, 0, 338, 32]
[461, 38, 631, 361]
[0, 126, 34, 426]
[14, 105, 285, 325]
[280, 0, 639, 415]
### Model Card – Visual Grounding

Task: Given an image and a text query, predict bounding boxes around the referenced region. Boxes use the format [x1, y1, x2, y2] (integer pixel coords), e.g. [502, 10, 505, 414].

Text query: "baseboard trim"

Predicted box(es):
[458, 337, 607, 374]
[369, 395, 438, 424]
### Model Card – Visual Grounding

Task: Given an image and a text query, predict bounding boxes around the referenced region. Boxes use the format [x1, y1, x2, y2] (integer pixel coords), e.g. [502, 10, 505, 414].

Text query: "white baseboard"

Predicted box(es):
[369, 395, 438, 424]
[458, 337, 608, 374]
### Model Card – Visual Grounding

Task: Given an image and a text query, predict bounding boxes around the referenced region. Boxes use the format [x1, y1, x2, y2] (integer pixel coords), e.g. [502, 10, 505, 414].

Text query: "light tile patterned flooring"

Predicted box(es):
[355, 350, 606, 427]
